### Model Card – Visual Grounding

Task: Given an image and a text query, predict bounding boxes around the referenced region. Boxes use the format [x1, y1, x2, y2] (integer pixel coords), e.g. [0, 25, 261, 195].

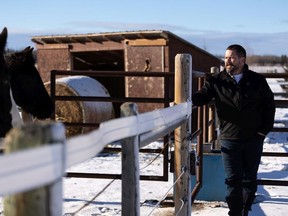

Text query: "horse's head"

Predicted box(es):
[6, 46, 55, 119]
[0, 27, 13, 137]
[7, 46, 36, 68]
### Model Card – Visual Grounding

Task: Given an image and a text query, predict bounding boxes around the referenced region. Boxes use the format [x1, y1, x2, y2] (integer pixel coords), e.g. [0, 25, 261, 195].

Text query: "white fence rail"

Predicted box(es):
[0, 54, 193, 216]
[0, 142, 64, 195]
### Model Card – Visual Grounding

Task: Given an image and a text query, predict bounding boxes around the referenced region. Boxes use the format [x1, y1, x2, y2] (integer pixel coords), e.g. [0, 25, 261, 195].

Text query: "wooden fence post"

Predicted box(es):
[3, 122, 65, 216]
[210, 67, 220, 149]
[120, 102, 140, 216]
[174, 54, 192, 215]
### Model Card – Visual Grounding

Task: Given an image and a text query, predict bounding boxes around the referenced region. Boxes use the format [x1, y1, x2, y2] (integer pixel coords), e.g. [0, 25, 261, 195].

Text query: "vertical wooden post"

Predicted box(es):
[210, 67, 221, 149]
[121, 102, 140, 216]
[191, 77, 204, 202]
[3, 122, 66, 216]
[174, 54, 192, 215]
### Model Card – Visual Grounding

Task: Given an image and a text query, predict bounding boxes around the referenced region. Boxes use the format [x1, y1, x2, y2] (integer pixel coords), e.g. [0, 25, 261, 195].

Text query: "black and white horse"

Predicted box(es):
[0, 27, 54, 138]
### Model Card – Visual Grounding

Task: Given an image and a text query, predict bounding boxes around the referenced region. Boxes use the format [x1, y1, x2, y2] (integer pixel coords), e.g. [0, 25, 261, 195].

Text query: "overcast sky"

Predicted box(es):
[1, 0, 287, 56]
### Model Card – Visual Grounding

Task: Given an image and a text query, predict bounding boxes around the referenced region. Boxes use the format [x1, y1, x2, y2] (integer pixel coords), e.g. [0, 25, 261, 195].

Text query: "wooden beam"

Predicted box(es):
[37, 44, 70, 50]
[126, 38, 167, 46]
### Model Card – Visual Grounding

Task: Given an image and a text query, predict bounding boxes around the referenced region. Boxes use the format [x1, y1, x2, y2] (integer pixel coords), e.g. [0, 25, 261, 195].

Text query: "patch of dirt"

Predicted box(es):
[150, 200, 226, 215]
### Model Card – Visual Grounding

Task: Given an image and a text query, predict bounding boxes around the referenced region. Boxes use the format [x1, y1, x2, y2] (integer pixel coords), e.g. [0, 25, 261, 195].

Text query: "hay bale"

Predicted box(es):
[45, 76, 114, 137]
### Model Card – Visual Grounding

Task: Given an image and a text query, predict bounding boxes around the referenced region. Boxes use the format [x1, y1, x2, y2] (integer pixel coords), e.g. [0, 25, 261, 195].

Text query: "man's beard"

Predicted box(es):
[226, 65, 236, 74]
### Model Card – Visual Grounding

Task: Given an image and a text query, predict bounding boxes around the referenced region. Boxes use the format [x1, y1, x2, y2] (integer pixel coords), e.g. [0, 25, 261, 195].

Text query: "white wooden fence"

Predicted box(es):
[0, 54, 193, 216]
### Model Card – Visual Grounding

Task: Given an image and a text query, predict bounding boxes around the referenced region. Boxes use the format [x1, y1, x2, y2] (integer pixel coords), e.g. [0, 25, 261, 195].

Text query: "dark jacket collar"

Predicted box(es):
[243, 64, 249, 73]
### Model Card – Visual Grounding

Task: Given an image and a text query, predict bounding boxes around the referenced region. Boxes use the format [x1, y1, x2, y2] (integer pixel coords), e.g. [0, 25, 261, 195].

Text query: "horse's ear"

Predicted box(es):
[0, 27, 8, 39]
[22, 46, 34, 56]
[23, 46, 34, 55]
[0, 27, 8, 51]
[23, 46, 31, 52]
[29, 47, 34, 53]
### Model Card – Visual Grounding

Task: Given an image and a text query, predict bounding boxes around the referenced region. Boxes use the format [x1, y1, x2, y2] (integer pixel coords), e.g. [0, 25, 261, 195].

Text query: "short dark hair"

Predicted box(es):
[226, 44, 246, 58]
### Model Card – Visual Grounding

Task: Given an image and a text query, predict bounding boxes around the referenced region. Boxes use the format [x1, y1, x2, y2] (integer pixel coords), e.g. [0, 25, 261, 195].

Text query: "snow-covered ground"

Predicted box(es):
[249, 65, 285, 74]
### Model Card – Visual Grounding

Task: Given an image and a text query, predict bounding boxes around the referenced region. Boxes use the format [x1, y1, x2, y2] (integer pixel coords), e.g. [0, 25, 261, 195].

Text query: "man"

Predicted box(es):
[192, 44, 275, 216]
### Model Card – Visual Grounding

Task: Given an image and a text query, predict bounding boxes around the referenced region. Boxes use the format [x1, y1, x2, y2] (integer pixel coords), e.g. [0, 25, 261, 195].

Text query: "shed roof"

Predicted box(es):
[32, 30, 170, 45]
[31, 30, 219, 60]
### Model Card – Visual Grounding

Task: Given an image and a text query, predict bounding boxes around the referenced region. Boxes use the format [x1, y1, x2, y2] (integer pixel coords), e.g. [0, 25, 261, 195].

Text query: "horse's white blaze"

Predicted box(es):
[10, 89, 23, 127]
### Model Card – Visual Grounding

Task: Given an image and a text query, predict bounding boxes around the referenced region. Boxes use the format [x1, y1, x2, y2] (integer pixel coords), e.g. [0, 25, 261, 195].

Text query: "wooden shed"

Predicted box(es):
[32, 30, 221, 114]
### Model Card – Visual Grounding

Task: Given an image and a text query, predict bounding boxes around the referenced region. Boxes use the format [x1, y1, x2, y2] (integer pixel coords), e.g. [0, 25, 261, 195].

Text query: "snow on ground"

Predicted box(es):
[249, 65, 285, 74]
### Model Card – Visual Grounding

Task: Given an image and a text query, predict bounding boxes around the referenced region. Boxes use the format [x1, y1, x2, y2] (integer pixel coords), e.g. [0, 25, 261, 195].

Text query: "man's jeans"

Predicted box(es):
[220, 135, 264, 214]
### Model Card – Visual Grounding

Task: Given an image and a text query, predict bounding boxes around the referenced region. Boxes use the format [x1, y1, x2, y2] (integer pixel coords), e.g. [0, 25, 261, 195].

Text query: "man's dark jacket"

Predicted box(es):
[192, 64, 275, 140]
